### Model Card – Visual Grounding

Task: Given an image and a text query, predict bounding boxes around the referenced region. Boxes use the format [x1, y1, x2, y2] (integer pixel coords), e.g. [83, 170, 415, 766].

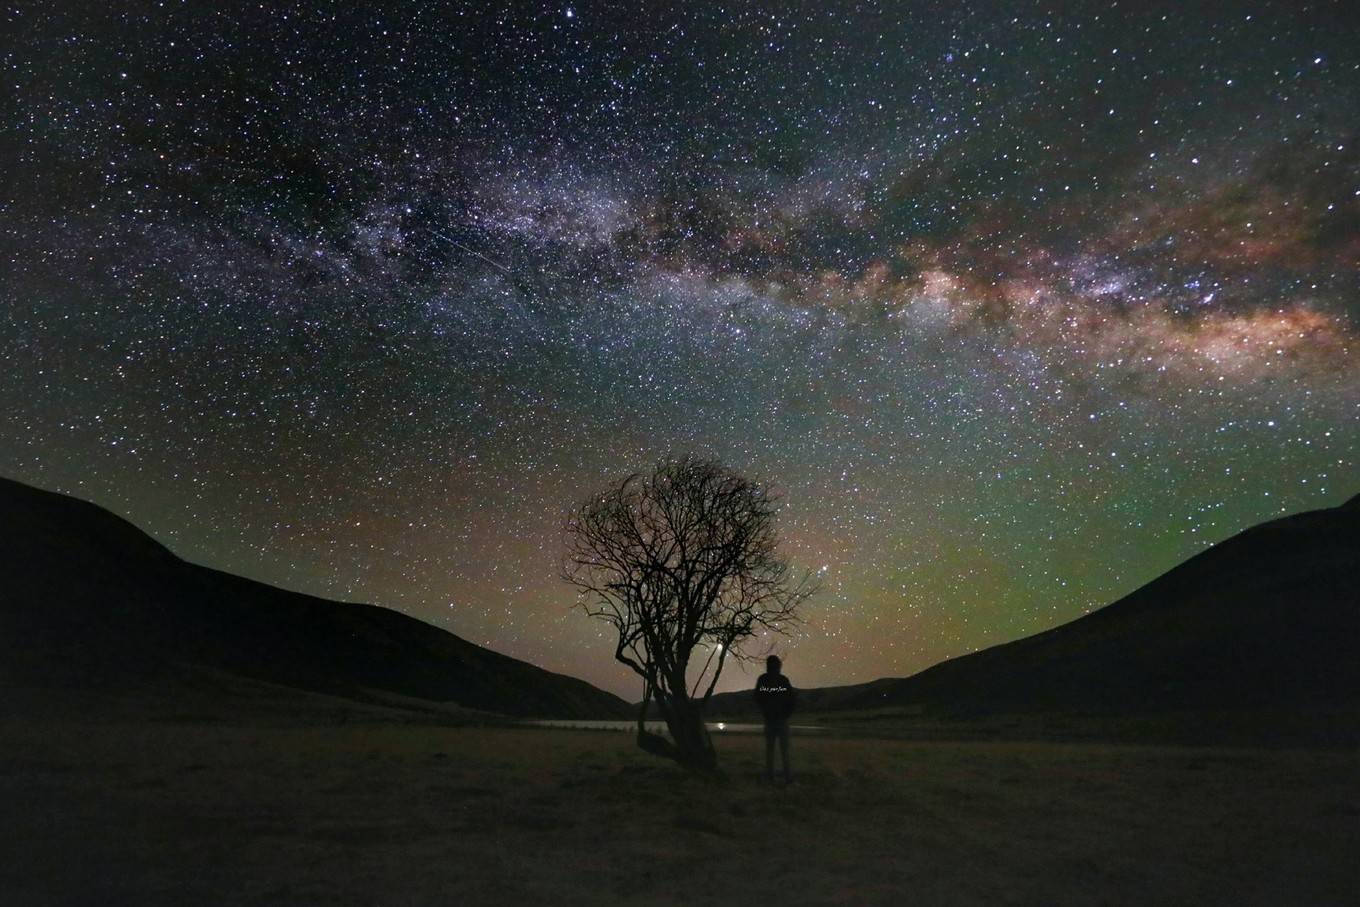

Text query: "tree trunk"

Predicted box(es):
[658, 692, 717, 774]
[631, 681, 718, 774]
[635, 679, 680, 760]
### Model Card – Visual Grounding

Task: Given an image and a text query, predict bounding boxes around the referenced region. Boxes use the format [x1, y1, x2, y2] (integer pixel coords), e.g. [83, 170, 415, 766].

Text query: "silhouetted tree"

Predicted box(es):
[564, 456, 815, 773]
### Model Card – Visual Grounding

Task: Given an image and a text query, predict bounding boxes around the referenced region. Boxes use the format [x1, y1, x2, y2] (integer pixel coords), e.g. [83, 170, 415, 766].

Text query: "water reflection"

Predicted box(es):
[524, 720, 822, 733]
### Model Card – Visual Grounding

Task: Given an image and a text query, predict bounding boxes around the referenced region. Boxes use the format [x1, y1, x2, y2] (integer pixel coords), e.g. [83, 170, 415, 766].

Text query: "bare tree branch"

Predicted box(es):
[563, 456, 818, 772]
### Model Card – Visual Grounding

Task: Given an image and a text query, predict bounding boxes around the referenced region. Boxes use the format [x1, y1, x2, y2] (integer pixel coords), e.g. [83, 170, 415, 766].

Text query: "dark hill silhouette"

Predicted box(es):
[709, 495, 1359, 726]
[0, 476, 630, 720]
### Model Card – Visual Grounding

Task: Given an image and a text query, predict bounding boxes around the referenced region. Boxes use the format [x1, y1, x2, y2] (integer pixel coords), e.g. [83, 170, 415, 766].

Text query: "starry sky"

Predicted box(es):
[2, 1, 1357, 698]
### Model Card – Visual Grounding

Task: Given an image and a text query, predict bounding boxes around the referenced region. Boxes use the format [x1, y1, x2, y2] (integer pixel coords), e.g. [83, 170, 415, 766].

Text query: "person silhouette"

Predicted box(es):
[755, 654, 796, 783]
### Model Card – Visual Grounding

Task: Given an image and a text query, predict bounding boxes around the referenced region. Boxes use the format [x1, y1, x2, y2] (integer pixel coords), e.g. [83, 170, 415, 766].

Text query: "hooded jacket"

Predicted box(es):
[754, 672, 797, 723]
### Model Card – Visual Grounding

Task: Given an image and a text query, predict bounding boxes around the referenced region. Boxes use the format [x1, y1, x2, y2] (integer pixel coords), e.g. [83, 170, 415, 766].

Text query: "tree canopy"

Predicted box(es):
[564, 456, 815, 770]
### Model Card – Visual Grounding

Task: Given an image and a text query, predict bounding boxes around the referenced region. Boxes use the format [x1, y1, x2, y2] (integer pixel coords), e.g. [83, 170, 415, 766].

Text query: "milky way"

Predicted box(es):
[2, 2, 1357, 696]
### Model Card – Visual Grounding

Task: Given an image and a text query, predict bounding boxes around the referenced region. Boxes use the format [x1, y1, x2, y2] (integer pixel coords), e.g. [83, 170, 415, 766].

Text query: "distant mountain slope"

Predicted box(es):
[0, 476, 629, 719]
[709, 495, 1360, 719]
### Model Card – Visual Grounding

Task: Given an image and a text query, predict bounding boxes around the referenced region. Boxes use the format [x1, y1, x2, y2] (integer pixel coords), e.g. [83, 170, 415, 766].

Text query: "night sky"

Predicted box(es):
[2, 1, 1357, 697]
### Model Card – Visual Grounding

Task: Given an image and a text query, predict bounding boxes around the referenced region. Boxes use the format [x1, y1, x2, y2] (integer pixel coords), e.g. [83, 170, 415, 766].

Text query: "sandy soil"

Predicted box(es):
[2, 719, 1356, 906]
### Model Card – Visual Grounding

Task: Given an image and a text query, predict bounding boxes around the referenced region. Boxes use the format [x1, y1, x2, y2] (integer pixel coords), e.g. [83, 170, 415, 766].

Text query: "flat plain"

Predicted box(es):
[2, 716, 1357, 906]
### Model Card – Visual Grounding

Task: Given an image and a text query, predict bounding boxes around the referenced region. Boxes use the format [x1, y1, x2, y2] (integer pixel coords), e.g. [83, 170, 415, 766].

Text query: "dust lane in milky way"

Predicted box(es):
[1, 2, 1356, 696]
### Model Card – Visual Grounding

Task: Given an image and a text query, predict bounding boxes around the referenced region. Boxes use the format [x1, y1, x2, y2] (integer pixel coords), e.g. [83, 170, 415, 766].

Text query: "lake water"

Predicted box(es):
[524, 720, 822, 734]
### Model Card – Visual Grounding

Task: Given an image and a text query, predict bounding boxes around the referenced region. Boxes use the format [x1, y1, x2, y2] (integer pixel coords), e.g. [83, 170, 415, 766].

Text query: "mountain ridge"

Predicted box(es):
[0, 475, 629, 720]
[707, 494, 1360, 725]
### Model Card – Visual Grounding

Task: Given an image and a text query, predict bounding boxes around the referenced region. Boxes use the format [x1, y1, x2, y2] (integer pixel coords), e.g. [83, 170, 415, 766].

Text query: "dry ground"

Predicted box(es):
[2, 718, 1357, 906]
